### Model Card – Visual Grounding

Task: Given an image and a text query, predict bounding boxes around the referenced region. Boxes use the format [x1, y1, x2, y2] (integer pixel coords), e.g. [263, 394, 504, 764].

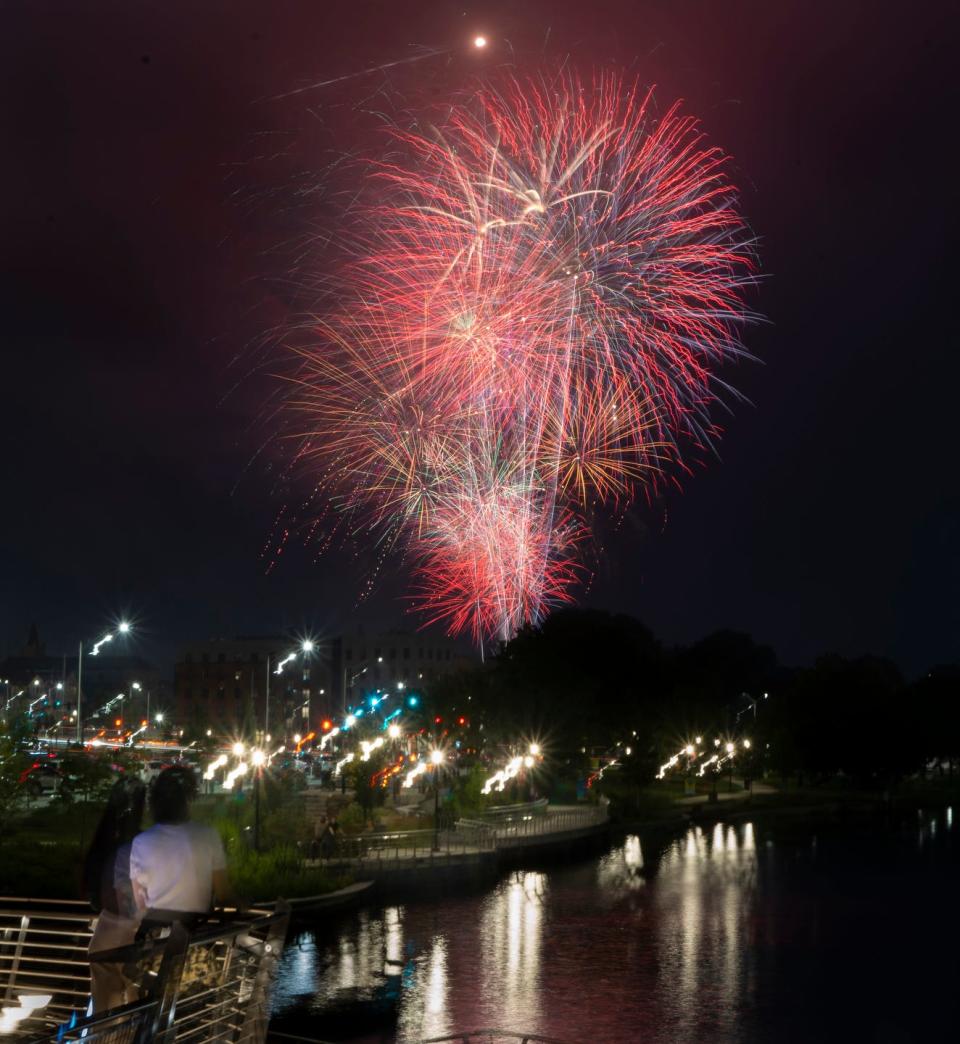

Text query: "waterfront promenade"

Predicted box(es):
[301, 802, 610, 891]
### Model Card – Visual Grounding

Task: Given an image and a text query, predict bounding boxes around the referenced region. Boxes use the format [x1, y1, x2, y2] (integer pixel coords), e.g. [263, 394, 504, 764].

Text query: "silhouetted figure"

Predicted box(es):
[84, 777, 146, 1012]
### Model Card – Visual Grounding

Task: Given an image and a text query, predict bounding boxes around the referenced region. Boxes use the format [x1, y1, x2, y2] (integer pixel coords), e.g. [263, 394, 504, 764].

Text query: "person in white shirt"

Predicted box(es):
[130, 766, 230, 927]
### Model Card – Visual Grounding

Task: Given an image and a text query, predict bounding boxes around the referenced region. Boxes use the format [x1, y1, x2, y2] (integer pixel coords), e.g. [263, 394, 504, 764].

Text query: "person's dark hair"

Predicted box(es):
[150, 765, 199, 824]
[82, 776, 146, 910]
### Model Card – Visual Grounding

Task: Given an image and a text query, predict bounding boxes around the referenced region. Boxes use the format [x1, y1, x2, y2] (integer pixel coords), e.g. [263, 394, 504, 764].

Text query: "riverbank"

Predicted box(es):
[608, 776, 960, 841]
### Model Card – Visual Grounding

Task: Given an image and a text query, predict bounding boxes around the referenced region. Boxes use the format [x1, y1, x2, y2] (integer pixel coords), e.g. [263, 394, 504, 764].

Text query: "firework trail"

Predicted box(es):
[286, 69, 757, 643]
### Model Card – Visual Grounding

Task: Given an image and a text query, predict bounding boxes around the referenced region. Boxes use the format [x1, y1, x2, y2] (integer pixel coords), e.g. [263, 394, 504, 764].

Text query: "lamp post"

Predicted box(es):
[431, 749, 445, 851]
[251, 748, 266, 851]
[77, 621, 130, 744]
[270, 639, 316, 737]
[341, 656, 383, 715]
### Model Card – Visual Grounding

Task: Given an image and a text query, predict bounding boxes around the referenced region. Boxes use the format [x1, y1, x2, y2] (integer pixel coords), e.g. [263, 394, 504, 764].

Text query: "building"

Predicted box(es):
[172, 629, 475, 736]
[335, 628, 474, 711]
[0, 624, 161, 733]
[173, 636, 335, 738]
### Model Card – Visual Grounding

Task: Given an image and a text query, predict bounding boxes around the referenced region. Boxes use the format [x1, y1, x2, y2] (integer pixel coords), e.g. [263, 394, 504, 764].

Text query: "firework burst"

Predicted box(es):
[286, 69, 758, 642]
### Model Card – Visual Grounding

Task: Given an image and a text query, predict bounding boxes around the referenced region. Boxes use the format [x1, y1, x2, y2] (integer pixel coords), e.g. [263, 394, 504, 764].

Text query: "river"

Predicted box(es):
[271, 805, 958, 1042]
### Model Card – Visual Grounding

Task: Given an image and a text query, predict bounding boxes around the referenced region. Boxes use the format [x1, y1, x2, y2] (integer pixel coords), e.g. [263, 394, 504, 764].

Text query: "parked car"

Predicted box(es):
[19, 761, 61, 798]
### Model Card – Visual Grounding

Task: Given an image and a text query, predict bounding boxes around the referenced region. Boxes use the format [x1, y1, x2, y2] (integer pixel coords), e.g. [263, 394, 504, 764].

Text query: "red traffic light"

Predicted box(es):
[321, 719, 333, 732]
[434, 715, 443, 725]
[458, 716, 466, 726]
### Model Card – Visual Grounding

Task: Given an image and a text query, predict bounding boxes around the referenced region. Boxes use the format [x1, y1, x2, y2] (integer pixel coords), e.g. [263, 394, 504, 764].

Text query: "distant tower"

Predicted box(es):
[24, 623, 45, 658]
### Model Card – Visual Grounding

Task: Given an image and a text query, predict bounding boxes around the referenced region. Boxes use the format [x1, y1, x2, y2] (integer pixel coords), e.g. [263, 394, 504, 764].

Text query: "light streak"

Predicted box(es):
[204, 754, 227, 780]
[482, 756, 524, 795]
[359, 737, 385, 761]
[223, 761, 248, 790]
[319, 726, 341, 750]
[402, 760, 428, 788]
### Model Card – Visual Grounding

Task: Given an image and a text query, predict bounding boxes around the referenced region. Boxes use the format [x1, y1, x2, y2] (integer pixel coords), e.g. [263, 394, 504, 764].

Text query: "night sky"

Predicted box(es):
[3, 1, 957, 676]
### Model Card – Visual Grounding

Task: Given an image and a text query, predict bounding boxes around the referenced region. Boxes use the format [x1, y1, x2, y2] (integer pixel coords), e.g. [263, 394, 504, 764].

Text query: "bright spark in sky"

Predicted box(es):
[473, 35, 487, 49]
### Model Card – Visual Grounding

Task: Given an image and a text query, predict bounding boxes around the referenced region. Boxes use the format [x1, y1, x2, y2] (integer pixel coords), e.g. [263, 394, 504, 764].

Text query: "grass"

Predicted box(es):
[227, 845, 353, 904]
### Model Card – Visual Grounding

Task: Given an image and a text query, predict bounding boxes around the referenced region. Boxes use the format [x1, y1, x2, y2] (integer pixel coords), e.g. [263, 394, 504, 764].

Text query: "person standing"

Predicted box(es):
[129, 766, 230, 932]
[84, 777, 146, 1012]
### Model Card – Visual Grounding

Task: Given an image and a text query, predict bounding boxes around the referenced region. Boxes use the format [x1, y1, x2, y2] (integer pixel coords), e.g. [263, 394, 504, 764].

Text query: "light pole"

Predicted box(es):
[431, 749, 445, 851]
[270, 639, 316, 737]
[342, 656, 383, 715]
[252, 748, 265, 851]
[77, 621, 130, 744]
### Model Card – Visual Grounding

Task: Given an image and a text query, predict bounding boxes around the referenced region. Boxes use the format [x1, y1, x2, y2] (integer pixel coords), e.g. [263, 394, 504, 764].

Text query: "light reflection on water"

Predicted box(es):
[272, 807, 958, 1043]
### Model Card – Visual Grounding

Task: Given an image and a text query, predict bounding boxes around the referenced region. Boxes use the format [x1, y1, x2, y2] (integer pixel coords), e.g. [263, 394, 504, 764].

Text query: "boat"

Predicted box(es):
[260, 880, 375, 917]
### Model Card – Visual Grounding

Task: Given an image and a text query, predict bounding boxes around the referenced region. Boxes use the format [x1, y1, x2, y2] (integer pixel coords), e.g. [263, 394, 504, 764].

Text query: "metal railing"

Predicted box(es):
[481, 798, 550, 821]
[417, 1032, 574, 1044]
[460, 804, 608, 844]
[316, 820, 497, 870]
[309, 804, 608, 871]
[0, 898, 97, 1036]
[268, 1030, 573, 1044]
[0, 900, 289, 1044]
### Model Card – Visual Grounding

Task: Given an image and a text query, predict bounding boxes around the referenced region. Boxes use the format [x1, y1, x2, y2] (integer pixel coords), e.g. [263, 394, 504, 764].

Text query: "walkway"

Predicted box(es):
[676, 780, 777, 806]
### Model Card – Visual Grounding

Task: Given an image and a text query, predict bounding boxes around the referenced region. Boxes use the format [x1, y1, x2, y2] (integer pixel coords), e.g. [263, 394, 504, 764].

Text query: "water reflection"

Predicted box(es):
[480, 871, 546, 1032]
[272, 812, 957, 1043]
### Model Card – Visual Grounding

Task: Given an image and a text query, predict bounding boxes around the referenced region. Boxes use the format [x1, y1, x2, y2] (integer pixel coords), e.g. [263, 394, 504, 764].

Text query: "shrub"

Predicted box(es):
[227, 844, 352, 903]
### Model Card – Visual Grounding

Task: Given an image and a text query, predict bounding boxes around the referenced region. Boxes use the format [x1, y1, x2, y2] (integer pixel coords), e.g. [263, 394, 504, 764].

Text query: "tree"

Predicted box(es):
[0, 714, 32, 842]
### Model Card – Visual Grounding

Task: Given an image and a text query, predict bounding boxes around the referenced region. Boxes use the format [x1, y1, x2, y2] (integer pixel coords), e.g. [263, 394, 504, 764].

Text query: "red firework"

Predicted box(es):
[288, 69, 757, 642]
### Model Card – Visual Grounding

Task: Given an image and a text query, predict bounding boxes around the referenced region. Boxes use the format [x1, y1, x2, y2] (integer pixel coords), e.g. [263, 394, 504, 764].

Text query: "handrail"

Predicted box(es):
[417, 1031, 575, 1043]
[482, 797, 550, 819]
[1, 903, 289, 1043]
[308, 804, 607, 870]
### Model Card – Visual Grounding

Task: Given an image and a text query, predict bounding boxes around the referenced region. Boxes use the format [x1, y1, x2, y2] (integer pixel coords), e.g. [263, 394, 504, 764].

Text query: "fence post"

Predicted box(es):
[145, 922, 190, 1044]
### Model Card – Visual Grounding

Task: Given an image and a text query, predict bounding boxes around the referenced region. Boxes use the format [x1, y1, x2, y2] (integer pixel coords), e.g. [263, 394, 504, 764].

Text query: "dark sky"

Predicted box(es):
[2, 0, 957, 677]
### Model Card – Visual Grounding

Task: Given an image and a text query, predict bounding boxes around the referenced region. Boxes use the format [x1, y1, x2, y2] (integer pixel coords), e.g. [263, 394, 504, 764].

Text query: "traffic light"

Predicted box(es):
[434, 715, 443, 725]
[321, 719, 333, 732]
[406, 695, 419, 708]
[458, 716, 467, 726]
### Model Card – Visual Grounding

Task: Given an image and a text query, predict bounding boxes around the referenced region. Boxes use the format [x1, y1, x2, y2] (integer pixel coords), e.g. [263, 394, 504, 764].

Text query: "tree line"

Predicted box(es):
[427, 609, 960, 787]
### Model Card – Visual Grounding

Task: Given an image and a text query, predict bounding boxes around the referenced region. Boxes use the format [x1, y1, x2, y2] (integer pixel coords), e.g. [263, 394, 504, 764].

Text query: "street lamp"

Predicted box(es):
[342, 656, 383, 714]
[269, 638, 317, 736]
[431, 749, 445, 851]
[251, 748, 266, 850]
[76, 621, 131, 743]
